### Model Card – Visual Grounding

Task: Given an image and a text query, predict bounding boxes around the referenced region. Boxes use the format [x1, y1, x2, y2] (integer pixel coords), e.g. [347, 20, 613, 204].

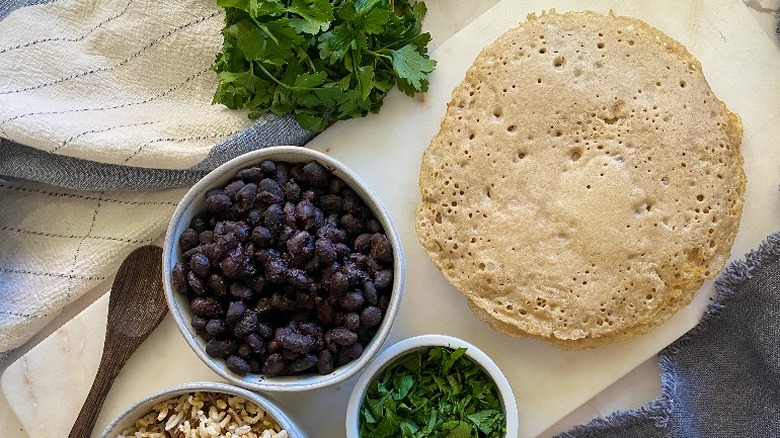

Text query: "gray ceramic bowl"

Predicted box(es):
[99, 381, 305, 437]
[346, 334, 519, 438]
[162, 146, 405, 392]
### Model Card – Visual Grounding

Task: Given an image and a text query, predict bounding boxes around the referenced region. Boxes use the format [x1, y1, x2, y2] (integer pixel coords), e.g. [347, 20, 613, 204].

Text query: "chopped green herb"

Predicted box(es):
[211, 0, 437, 132]
[360, 347, 506, 437]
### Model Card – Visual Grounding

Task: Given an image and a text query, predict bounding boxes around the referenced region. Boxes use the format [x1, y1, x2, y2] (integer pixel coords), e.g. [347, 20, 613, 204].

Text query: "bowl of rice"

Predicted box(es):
[99, 381, 306, 437]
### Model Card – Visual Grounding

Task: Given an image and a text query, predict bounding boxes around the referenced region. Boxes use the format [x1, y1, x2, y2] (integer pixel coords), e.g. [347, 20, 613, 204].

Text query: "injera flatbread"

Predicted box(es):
[415, 10, 745, 349]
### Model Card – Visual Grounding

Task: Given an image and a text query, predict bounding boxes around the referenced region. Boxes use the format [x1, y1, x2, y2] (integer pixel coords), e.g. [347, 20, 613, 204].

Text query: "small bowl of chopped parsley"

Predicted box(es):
[346, 334, 518, 438]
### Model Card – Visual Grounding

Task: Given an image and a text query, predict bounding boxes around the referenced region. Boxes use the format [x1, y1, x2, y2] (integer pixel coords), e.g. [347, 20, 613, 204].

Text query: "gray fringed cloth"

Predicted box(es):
[558, 231, 780, 438]
[0, 0, 312, 362]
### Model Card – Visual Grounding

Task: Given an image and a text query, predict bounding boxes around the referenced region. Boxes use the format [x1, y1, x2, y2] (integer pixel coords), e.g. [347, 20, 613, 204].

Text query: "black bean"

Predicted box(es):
[334, 243, 351, 259]
[340, 214, 362, 233]
[251, 226, 272, 246]
[330, 272, 349, 297]
[268, 293, 294, 311]
[363, 280, 378, 306]
[370, 234, 393, 262]
[287, 268, 313, 290]
[205, 193, 232, 213]
[277, 330, 316, 354]
[233, 309, 260, 338]
[283, 202, 297, 227]
[221, 246, 256, 279]
[341, 290, 365, 311]
[302, 161, 329, 186]
[179, 228, 199, 251]
[245, 333, 266, 353]
[290, 164, 306, 182]
[365, 258, 381, 275]
[342, 261, 367, 285]
[189, 217, 208, 233]
[260, 160, 277, 176]
[264, 257, 289, 284]
[344, 312, 360, 331]
[360, 306, 383, 328]
[246, 209, 263, 226]
[374, 269, 393, 290]
[287, 230, 314, 262]
[234, 183, 258, 212]
[301, 189, 317, 203]
[225, 301, 247, 325]
[316, 299, 333, 324]
[236, 167, 265, 182]
[314, 238, 336, 264]
[191, 297, 223, 317]
[224, 180, 245, 197]
[336, 352, 352, 367]
[206, 339, 236, 358]
[189, 253, 210, 278]
[205, 273, 226, 296]
[258, 178, 284, 204]
[354, 233, 373, 254]
[245, 275, 266, 293]
[328, 327, 358, 346]
[264, 204, 284, 233]
[205, 319, 227, 337]
[283, 180, 301, 203]
[295, 200, 315, 227]
[172, 262, 190, 294]
[198, 230, 214, 244]
[274, 163, 290, 185]
[316, 226, 346, 243]
[212, 234, 239, 260]
[191, 315, 209, 333]
[237, 343, 253, 359]
[263, 353, 286, 375]
[342, 190, 361, 215]
[289, 354, 318, 373]
[187, 271, 207, 295]
[267, 339, 282, 353]
[257, 321, 274, 339]
[215, 221, 250, 242]
[226, 355, 251, 375]
[317, 350, 335, 374]
[229, 282, 254, 301]
[342, 342, 364, 359]
[365, 219, 383, 234]
[319, 194, 342, 213]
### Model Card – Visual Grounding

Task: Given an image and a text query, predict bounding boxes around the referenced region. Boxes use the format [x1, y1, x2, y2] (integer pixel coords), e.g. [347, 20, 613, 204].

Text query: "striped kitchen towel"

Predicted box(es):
[0, 0, 313, 360]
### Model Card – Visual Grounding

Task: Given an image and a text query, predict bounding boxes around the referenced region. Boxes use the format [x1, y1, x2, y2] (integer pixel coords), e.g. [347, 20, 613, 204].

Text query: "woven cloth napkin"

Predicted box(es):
[0, 0, 314, 362]
[558, 231, 780, 437]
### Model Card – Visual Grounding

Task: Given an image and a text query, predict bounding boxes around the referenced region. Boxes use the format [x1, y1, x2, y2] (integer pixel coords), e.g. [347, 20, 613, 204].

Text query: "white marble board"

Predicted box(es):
[3, 0, 780, 437]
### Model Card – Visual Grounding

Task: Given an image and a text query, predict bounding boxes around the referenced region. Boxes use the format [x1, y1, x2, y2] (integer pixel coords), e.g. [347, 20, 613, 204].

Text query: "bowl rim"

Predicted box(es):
[162, 146, 406, 392]
[98, 381, 306, 438]
[345, 334, 519, 438]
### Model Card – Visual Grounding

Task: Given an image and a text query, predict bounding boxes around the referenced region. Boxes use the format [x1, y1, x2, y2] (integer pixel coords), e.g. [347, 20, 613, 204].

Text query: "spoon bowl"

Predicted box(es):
[68, 245, 168, 438]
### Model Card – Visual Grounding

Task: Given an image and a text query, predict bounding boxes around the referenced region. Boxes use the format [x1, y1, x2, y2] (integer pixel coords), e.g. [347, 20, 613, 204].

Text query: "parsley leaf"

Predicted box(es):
[211, 0, 436, 132]
[359, 347, 507, 437]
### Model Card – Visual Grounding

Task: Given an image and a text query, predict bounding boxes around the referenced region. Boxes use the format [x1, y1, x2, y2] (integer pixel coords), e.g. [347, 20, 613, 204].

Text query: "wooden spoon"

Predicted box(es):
[68, 245, 168, 438]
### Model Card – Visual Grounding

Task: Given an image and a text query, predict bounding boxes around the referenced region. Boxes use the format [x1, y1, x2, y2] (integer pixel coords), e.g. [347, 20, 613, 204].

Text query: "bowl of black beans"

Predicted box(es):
[163, 146, 404, 392]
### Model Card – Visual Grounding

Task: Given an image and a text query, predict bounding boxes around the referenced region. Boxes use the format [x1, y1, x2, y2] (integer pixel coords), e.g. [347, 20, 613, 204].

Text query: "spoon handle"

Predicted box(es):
[68, 346, 128, 438]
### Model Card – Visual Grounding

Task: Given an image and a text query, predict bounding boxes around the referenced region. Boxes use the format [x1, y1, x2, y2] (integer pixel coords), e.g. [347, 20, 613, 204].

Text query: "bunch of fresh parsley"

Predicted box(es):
[211, 0, 437, 132]
[360, 347, 506, 438]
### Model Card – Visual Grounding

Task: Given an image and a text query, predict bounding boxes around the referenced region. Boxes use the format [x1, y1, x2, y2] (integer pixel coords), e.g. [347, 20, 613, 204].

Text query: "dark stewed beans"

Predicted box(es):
[172, 159, 394, 376]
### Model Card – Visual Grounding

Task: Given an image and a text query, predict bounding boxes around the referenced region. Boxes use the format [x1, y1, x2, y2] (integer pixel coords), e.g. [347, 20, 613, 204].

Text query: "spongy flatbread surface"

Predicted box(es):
[415, 11, 745, 348]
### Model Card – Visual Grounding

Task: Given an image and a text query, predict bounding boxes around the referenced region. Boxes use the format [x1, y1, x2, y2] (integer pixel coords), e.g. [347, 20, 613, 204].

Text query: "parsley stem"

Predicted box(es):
[254, 62, 318, 91]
